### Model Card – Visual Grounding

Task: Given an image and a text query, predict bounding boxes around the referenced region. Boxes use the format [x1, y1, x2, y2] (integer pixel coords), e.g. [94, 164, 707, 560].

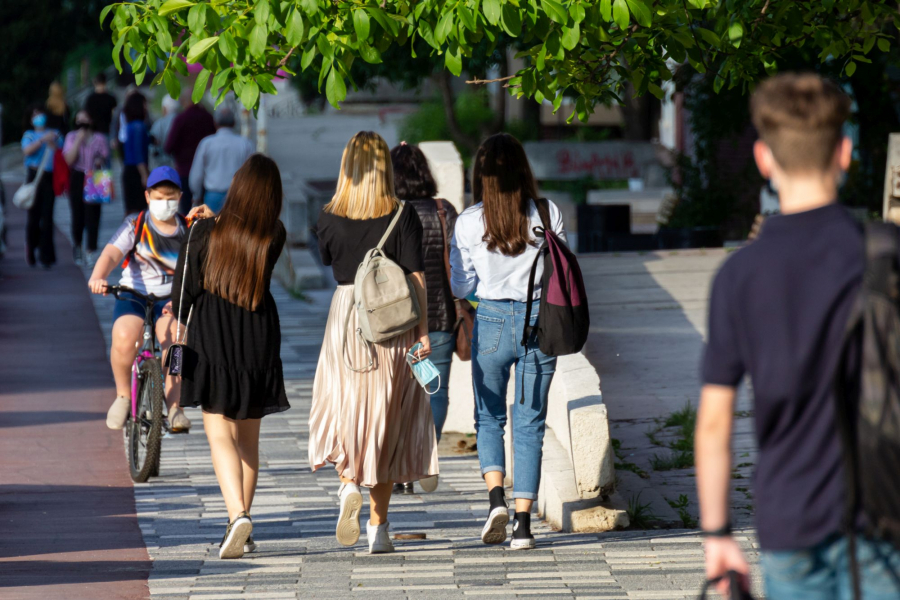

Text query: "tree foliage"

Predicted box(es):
[104, 0, 898, 121]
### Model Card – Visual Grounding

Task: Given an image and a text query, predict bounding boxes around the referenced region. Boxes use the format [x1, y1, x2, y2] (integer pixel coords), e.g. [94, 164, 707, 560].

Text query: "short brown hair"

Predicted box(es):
[750, 73, 851, 173]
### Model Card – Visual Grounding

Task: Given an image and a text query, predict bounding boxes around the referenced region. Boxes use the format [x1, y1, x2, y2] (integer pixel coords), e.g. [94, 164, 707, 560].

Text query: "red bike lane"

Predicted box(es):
[0, 206, 150, 599]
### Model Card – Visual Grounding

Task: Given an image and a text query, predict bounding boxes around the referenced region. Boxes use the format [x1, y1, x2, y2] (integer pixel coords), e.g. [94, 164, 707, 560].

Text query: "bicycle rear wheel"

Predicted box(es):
[126, 358, 164, 482]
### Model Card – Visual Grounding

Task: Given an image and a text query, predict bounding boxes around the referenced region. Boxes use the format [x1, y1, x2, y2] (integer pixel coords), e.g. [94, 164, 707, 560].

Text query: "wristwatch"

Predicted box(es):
[701, 523, 733, 538]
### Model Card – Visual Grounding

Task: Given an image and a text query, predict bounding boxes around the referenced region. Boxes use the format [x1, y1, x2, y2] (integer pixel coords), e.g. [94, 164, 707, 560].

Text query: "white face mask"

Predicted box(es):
[149, 200, 179, 221]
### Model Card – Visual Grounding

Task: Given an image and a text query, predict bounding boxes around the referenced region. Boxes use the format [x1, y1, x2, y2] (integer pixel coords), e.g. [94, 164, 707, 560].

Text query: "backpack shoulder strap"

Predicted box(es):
[375, 201, 406, 251]
[121, 210, 146, 269]
[534, 198, 552, 232]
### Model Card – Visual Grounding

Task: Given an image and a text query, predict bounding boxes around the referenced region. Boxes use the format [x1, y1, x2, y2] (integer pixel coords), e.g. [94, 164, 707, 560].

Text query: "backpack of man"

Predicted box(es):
[835, 221, 900, 595]
[344, 201, 421, 371]
[522, 198, 590, 357]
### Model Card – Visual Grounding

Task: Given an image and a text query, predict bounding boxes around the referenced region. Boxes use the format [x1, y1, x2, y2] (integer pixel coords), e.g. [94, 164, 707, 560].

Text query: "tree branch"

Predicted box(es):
[466, 74, 516, 85]
[277, 46, 296, 67]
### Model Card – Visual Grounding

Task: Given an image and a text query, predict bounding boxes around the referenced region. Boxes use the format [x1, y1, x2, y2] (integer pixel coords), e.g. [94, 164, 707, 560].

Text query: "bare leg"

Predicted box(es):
[111, 316, 143, 398]
[515, 499, 533, 513]
[203, 412, 245, 521]
[155, 312, 181, 416]
[368, 482, 393, 525]
[236, 418, 261, 513]
[484, 471, 504, 492]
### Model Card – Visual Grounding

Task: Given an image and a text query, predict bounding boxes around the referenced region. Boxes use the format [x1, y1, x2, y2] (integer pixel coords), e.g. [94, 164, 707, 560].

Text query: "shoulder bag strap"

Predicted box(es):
[375, 201, 406, 251]
[434, 199, 454, 287]
[534, 197, 552, 232]
[174, 222, 197, 344]
[35, 144, 52, 180]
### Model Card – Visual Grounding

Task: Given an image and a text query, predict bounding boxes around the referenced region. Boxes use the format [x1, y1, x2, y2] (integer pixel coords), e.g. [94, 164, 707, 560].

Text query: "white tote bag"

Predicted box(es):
[13, 149, 52, 210]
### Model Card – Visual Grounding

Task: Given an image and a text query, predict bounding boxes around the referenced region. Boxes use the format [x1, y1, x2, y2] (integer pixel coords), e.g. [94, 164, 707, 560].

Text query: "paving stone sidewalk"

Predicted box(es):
[53, 191, 763, 599]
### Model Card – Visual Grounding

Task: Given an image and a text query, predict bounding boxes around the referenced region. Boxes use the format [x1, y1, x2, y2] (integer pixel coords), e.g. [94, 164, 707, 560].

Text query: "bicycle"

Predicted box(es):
[106, 285, 170, 483]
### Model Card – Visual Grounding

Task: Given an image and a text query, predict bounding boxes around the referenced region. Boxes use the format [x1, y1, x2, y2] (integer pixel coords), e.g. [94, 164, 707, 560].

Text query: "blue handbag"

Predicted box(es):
[407, 342, 441, 395]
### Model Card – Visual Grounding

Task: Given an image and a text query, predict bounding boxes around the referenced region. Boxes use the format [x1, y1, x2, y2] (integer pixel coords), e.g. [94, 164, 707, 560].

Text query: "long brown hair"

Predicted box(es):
[203, 154, 282, 311]
[473, 133, 540, 257]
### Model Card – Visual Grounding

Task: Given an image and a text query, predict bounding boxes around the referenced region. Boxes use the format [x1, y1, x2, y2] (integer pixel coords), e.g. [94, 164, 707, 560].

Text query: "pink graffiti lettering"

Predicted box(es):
[556, 149, 640, 179]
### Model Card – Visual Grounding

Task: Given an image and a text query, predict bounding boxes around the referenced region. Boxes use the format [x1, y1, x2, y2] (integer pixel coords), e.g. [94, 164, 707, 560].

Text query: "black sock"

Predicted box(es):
[488, 486, 506, 510]
[514, 512, 531, 536]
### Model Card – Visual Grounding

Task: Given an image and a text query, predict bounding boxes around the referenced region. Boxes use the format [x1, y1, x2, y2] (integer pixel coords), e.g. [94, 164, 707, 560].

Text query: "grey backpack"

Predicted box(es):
[344, 202, 421, 371]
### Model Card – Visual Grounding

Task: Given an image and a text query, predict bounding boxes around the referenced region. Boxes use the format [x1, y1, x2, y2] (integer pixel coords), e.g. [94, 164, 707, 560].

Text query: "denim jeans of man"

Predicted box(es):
[472, 299, 557, 501]
[428, 330, 455, 443]
[762, 534, 900, 599]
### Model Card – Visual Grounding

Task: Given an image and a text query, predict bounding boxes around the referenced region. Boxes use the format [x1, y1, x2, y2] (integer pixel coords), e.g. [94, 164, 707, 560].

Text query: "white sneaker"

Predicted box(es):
[244, 536, 257, 554]
[106, 396, 130, 430]
[419, 475, 439, 493]
[366, 521, 394, 554]
[336, 482, 363, 546]
[219, 513, 252, 559]
[481, 504, 510, 545]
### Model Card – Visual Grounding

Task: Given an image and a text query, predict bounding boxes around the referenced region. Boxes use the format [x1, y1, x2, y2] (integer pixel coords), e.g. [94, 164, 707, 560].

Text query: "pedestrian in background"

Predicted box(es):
[150, 95, 180, 169]
[21, 104, 64, 268]
[173, 154, 289, 560]
[84, 72, 117, 141]
[390, 141, 458, 495]
[45, 81, 71, 135]
[308, 131, 438, 555]
[696, 73, 900, 599]
[63, 110, 109, 265]
[189, 107, 254, 214]
[450, 133, 566, 551]
[122, 92, 150, 216]
[165, 92, 215, 215]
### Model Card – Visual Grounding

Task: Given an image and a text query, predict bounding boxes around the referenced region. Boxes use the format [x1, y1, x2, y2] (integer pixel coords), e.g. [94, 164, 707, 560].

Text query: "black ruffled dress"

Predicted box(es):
[172, 218, 290, 420]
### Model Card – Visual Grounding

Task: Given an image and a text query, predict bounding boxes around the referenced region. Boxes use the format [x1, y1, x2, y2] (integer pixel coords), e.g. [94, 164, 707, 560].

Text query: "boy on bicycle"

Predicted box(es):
[88, 166, 192, 433]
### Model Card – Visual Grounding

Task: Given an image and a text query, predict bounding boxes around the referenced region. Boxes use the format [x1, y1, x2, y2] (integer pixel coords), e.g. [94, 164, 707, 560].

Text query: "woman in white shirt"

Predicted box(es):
[450, 133, 566, 550]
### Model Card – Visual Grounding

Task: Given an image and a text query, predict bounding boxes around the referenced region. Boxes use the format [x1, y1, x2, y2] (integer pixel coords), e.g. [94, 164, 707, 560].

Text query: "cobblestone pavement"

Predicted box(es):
[52, 186, 763, 599]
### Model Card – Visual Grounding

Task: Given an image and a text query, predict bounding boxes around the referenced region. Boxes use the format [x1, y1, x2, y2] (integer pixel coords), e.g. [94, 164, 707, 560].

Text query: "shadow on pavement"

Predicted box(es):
[0, 410, 106, 428]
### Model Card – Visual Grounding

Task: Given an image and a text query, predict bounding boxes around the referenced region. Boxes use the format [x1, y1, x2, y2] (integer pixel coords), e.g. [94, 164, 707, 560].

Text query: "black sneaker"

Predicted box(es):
[510, 512, 536, 550]
[244, 535, 257, 554]
[481, 486, 509, 544]
[392, 482, 415, 495]
[73, 246, 84, 266]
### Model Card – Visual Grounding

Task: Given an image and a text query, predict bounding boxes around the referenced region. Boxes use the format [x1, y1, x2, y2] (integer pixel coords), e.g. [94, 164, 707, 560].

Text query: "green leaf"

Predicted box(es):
[188, 3, 206, 34]
[155, 24, 173, 53]
[501, 4, 521, 36]
[445, 42, 463, 76]
[249, 23, 268, 58]
[359, 41, 382, 64]
[570, 3, 586, 24]
[316, 34, 334, 61]
[536, 43, 547, 70]
[163, 69, 181, 99]
[240, 80, 260, 109]
[255, 0, 270, 25]
[846, 61, 857, 77]
[186, 36, 219, 63]
[697, 27, 721, 47]
[326, 66, 347, 107]
[878, 38, 891, 53]
[100, 4, 115, 25]
[624, 0, 651, 28]
[436, 11, 455, 44]
[211, 67, 233, 97]
[483, 0, 501, 26]
[159, 0, 195, 17]
[301, 40, 317, 70]
[863, 35, 876, 54]
[600, 0, 612, 22]
[613, 0, 629, 31]
[728, 21, 743, 48]
[192, 69, 211, 104]
[287, 9, 306, 46]
[353, 9, 371, 41]
[561, 22, 580, 50]
[112, 34, 126, 73]
[575, 96, 588, 122]
[541, 0, 568, 25]
[419, 21, 440, 50]
[458, 6, 477, 32]
[648, 82, 664, 99]
[218, 31, 238, 61]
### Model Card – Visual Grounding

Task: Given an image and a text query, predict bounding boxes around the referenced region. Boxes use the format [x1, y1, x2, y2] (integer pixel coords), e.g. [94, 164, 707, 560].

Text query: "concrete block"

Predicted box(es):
[569, 401, 615, 498]
[419, 142, 465, 214]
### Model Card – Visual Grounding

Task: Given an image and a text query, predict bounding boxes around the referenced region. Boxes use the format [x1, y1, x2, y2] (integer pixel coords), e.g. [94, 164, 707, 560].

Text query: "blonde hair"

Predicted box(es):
[324, 131, 398, 219]
[46, 81, 67, 117]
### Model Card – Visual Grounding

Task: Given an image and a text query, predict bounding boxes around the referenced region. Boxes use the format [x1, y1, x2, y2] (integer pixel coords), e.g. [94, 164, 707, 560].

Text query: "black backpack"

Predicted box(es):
[834, 221, 900, 596]
[522, 198, 590, 357]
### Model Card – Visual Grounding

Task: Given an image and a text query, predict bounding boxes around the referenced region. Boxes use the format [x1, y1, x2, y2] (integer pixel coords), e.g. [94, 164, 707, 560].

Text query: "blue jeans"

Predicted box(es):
[472, 299, 557, 500]
[762, 534, 900, 599]
[204, 190, 228, 214]
[428, 330, 455, 442]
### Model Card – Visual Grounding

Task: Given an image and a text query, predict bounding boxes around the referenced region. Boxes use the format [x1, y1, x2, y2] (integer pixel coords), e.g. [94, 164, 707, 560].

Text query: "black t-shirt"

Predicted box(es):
[703, 204, 865, 551]
[84, 92, 118, 136]
[316, 202, 425, 284]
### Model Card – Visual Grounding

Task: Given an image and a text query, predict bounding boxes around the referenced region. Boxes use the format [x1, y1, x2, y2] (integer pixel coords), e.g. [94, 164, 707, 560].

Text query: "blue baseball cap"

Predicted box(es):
[146, 166, 182, 190]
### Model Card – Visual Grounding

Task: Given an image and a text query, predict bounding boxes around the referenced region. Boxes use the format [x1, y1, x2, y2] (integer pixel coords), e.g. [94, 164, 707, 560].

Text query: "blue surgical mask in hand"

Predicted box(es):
[407, 343, 441, 395]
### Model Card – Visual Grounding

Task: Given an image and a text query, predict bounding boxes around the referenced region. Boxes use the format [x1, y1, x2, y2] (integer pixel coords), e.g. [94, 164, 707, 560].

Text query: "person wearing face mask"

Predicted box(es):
[88, 166, 192, 434]
[20, 104, 64, 268]
[64, 110, 110, 265]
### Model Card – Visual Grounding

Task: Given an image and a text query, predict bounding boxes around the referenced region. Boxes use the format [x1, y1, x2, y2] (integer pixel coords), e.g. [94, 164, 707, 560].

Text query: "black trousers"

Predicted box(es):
[25, 168, 56, 266]
[69, 170, 102, 251]
[122, 165, 145, 216]
[177, 174, 193, 216]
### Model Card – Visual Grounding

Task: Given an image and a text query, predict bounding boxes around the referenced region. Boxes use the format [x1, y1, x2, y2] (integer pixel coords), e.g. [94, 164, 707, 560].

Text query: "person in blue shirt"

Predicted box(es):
[122, 92, 150, 216]
[21, 104, 63, 268]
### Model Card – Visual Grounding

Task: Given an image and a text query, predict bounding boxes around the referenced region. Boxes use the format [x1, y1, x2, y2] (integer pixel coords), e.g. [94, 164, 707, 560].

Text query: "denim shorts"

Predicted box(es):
[113, 292, 165, 323]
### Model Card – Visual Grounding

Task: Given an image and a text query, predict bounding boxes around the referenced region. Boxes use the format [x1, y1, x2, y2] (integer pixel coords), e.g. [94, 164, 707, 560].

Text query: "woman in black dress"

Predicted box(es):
[172, 154, 289, 559]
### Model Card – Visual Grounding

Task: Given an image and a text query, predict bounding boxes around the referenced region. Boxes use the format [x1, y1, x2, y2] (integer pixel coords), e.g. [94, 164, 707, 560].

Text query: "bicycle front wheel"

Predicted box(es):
[126, 358, 165, 482]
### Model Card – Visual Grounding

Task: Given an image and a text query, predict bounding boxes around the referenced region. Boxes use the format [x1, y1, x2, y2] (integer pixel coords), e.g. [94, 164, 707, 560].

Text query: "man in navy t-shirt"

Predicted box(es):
[696, 73, 900, 599]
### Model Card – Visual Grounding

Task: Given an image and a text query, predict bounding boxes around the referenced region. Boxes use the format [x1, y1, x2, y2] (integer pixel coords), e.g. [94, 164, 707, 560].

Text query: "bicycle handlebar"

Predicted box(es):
[105, 285, 171, 304]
